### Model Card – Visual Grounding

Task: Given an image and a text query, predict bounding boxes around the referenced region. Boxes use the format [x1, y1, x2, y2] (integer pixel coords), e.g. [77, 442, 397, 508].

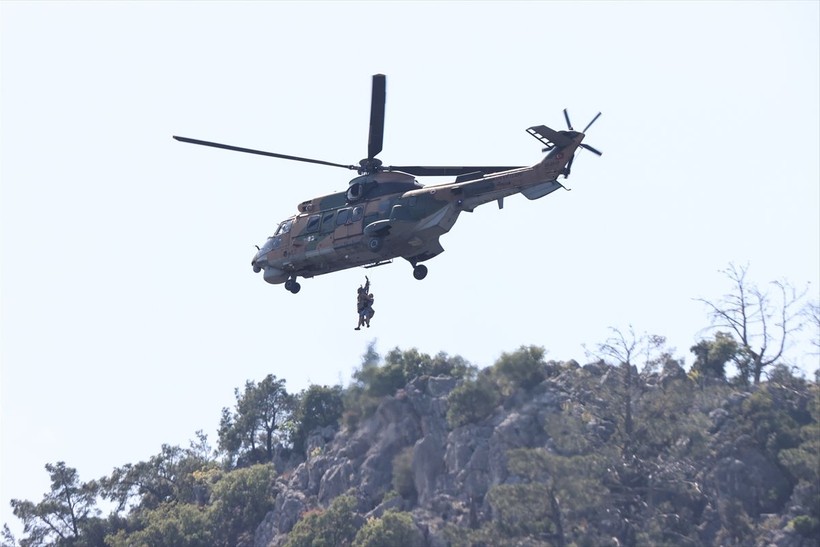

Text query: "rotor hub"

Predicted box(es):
[358, 157, 383, 175]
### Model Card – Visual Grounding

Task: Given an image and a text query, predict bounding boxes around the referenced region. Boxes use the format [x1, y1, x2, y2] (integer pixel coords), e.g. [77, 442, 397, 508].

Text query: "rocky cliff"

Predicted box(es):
[255, 361, 819, 547]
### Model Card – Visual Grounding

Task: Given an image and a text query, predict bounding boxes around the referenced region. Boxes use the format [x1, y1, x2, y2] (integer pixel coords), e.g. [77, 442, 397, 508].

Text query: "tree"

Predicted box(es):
[100, 462, 275, 547]
[715, 499, 754, 546]
[353, 347, 477, 399]
[697, 263, 808, 384]
[391, 447, 416, 501]
[486, 478, 555, 541]
[218, 374, 294, 465]
[446, 373, 500, 428]
[208, 464, 276, 546]
[352, 511, 423, 547]
[778, 381, 820, 539]
[485, 414, 617, 547]
[690, 331, 739, 380]
[427, 351, 477, 379]
[342, 343, 384, 430]
[106, 502, 212, 547]
[10, 462, 100, 547]
[291, 384, 344, 456]
[284, 495, 360, 547]
[2, 525, 16, 547]
[806, 299, 820, 359]
[100, 442, 218, 513]
[491, 345, 547, 395]
[346, 345, 476, 429]
[381, 348, 476, 380]
[587, 326, 669, 456]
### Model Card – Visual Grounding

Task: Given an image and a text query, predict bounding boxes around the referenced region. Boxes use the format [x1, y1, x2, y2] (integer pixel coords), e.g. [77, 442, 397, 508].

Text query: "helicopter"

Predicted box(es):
[174, 74, 601, 294]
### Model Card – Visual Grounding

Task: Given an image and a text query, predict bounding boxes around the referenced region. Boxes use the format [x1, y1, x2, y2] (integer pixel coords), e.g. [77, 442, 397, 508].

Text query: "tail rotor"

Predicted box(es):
[582, 111, 601, 133]
[562, 109, 602, 178]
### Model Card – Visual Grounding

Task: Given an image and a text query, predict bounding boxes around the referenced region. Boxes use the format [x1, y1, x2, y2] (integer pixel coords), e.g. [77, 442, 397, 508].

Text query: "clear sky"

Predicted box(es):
[2, 0, 818, 536]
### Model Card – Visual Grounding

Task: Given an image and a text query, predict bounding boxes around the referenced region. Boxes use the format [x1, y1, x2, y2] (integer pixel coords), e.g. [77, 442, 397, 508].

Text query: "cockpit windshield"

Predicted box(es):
[274, 219, 293, 236]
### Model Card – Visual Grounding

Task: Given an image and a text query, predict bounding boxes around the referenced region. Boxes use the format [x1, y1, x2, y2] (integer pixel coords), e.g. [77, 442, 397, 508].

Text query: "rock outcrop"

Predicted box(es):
[255, 363, 819, 547]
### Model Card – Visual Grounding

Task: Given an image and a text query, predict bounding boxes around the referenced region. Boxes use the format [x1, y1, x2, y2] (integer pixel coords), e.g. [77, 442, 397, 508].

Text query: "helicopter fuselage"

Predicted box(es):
[251, 133, 581, 288]
[175, 74, 601, 293]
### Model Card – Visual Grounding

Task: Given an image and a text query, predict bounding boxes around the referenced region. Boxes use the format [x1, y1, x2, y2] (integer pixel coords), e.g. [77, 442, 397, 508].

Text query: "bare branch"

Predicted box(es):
[696, 263, 809, 383]
[805, 299, 820, 354]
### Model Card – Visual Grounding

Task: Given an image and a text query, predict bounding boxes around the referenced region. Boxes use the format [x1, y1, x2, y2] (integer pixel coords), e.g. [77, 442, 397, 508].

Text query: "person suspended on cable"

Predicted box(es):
[355, 276, 375, 330]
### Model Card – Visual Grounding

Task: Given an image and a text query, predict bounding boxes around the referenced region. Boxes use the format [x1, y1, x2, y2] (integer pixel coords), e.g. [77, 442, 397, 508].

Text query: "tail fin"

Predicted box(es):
[527, 125, 573, 150]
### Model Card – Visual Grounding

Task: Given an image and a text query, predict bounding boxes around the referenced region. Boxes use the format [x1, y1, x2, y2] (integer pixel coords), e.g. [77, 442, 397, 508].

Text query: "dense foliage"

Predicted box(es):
[218, 374, 293, 466]
[343, 343, 476, 429]
[4, 266, 817, 546]
[443, 361, 819, 546]
[283, 495, 360, 547]
[290, 384, 344, 456]
[353, 510, 423, 547]
[7, 341, 817, 546]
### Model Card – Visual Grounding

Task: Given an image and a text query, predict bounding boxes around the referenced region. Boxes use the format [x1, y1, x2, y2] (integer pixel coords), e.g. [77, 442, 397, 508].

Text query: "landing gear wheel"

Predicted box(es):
[368, 237, 384, 252]
[285, 279, 301, 294]
[413, 264, 428, 280]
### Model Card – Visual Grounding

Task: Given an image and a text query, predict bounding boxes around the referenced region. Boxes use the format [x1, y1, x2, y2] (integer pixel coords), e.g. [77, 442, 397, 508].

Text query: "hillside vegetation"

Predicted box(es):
[4, 266, 819, 547]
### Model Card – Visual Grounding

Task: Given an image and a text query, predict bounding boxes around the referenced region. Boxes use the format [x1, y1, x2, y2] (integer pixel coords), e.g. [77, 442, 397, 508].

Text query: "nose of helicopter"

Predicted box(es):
[252, 237, 277, 273]
[252, 248, 263, 273]
[251, 247, 288, 284]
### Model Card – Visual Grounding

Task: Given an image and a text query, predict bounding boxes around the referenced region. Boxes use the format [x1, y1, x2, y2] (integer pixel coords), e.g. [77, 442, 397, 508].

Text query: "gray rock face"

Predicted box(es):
[257, 371, 568, 546]
[255, 377, 443, 546]
[254, 368, 816, 547]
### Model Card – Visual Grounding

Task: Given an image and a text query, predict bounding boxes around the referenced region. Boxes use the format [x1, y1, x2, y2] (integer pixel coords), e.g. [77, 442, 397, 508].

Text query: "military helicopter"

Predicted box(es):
[174, 74, 601, 293]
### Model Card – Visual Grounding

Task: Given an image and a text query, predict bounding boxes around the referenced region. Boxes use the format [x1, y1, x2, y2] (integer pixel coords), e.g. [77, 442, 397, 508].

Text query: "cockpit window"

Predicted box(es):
[351, 206, 363, 222]
[275, 219, 293, 236]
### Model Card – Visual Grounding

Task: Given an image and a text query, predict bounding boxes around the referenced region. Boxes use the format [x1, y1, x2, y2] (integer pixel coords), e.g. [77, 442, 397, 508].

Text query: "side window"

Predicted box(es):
[336, 208, 351, 226]
[320, 211, 335, 233]
[304, 214, 321, 234]
[351, 206, 363, 222]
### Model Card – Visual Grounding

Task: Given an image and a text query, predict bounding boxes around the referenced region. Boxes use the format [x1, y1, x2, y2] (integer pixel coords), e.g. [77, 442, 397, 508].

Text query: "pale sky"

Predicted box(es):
[2, 0, 818, 536]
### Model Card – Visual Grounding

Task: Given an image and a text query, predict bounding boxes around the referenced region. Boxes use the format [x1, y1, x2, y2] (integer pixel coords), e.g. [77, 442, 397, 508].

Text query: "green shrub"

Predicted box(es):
[284, 495, 359, 547]
[492, 345, 547, 394]
[392, 447, 416, 501]
[353, 511, 423, 547]
[446, 375, 500, 428]
[790, 515, 820, 537]
[291, 385, 344, 455]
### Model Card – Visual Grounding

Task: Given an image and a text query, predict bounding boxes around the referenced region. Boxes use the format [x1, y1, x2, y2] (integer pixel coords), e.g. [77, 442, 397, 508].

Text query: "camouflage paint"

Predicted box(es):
[251, 125, 588, 287]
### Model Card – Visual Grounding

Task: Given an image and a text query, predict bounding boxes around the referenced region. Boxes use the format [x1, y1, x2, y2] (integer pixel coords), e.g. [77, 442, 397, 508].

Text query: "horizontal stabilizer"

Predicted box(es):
[527, 125, 572, 149]
[521, 181, 562, 200]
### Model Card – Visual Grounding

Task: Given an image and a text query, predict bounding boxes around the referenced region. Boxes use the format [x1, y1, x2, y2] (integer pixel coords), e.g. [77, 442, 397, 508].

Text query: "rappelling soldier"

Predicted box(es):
[355, 276, 375, 330]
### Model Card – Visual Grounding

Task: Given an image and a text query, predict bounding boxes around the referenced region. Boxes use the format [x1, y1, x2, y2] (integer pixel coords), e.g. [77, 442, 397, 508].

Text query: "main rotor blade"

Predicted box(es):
[173, 136, 355, 170]
[580, 143, 603, 156]
[582, 112, 602, 133]
[368, 74, 386, 160]
[563, 109, 573, 131]
[388, 165, 524, 177]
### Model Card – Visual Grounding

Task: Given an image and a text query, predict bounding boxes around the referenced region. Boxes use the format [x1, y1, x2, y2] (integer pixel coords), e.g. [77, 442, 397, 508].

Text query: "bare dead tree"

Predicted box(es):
[697, 263, 808, 384]
[806, 299, 820, 355]
[586, 326, 669, 456]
